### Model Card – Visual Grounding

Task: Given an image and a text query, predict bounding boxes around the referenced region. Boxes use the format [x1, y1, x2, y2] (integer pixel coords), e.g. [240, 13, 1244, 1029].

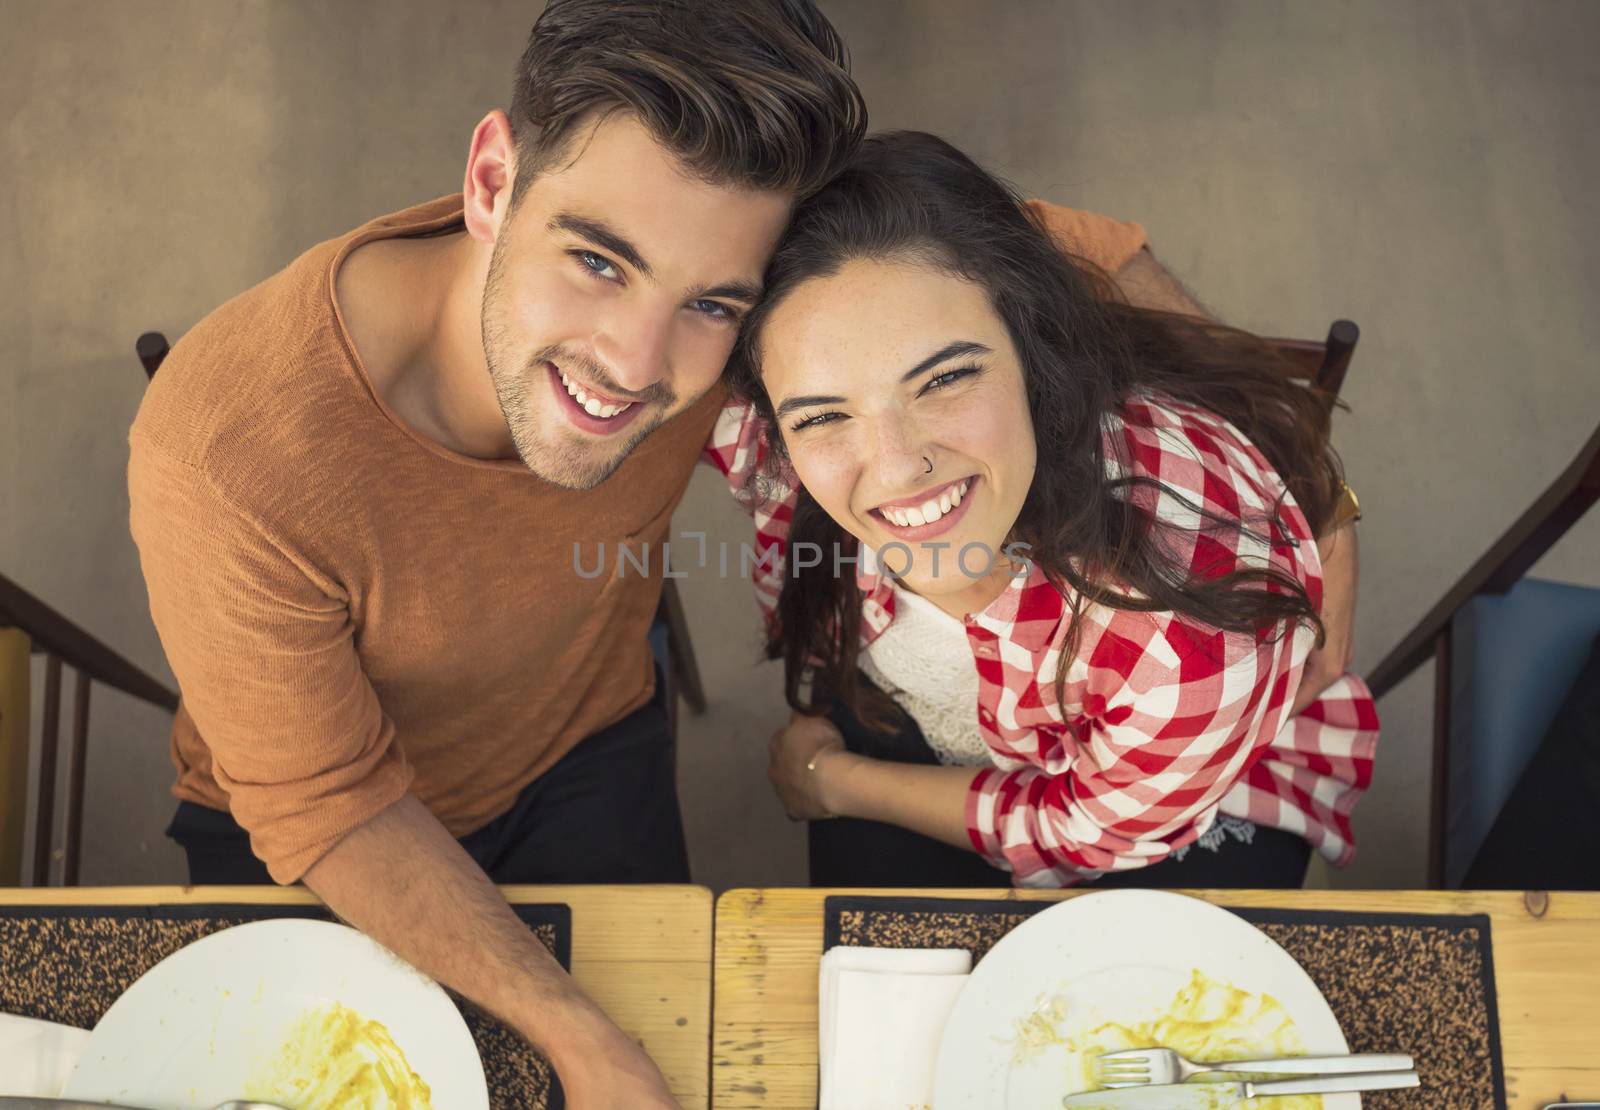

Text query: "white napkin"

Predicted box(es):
[818, 946, 971, 1110]
[0, 1011, 91, 1097]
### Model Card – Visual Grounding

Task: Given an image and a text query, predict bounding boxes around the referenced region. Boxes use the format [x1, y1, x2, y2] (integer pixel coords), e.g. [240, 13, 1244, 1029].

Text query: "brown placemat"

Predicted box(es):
[0, 902, 570, 1109]
[824, 895, 1505, 1109]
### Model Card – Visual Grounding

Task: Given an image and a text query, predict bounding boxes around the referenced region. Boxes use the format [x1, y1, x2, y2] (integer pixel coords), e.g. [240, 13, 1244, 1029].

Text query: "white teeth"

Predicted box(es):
[880, 478, 976, 528]
[560, 369, 631, 419]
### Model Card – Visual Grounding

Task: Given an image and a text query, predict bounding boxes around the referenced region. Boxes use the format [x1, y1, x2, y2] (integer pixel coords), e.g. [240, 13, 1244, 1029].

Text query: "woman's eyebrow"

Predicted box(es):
[774, 341, 993, 421]
[899, 340, 992, 382]
[774, 391, 847, 420]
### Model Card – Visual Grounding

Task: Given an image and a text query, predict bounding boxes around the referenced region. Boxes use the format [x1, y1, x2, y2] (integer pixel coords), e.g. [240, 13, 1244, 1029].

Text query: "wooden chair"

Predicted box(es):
[137, 332, 707, 724]
[1366, 419, 1600, 887]
[0, 575, 179, 886]
[0, 331, 190, 885]
[1264, 318, 1360, 402]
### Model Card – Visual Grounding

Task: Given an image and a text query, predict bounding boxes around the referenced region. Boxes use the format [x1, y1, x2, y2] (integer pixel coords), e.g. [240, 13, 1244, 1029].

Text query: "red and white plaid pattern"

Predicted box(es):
[703, 394, 1378, 888]
[702, 395, 795, 624]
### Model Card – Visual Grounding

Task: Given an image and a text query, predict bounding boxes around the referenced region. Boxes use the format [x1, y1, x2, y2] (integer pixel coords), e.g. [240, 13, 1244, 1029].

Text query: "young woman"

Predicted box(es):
[713, 131, 1377, 889]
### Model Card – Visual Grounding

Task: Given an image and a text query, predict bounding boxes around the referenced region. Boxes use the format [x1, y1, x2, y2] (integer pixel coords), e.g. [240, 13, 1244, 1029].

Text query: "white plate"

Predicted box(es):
[932, 890, 1357, 1109]
[63, 918, 488, 1109]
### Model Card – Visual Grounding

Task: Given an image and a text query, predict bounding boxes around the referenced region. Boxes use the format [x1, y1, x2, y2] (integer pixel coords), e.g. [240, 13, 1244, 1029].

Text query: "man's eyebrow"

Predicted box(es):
[549, 213, 653, 280]
[693, 279, 763, 306]
[900, 340, 992, 383]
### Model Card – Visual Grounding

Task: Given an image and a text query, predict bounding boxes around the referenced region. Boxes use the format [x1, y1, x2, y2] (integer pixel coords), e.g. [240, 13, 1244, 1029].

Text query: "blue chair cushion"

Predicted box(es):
[1461, 631, 1600, 888]
[1446, 578, 1600, 887]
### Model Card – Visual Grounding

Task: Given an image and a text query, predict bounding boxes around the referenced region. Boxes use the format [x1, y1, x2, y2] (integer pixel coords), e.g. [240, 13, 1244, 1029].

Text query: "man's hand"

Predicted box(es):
[767, 711, 846, 820]
[303, 794, 680, 1108]
[1292, 521, 1359, 716]
[551, 1019, 681, 1109]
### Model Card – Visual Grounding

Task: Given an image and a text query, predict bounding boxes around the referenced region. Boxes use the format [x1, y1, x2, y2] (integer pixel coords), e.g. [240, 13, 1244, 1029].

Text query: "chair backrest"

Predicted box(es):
[1364, 417, 1600, 886]
[0, 330, 184, 886]
[137, 332, 170, 379]
[1264, 319, 1360, 402]
[0, 567, 179, 886]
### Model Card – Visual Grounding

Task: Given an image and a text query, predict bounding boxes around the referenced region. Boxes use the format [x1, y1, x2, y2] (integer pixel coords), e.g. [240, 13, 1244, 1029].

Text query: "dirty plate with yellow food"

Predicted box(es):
[62, 919, 488, 1110]
[931, 890, 1357, 1109]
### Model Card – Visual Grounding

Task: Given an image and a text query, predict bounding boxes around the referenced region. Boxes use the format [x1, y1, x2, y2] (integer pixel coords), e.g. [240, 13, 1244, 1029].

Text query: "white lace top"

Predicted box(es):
[858, 582, 994, 767]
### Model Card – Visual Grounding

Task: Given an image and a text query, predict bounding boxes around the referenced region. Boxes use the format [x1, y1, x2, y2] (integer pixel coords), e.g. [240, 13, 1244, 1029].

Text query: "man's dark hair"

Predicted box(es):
[510, 0, 867, 202]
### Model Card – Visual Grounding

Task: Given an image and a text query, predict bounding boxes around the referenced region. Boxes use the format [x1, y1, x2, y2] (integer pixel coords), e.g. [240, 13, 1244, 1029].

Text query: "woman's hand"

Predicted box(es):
[768, 715, 979, 849]
[767, 711, 848, 820]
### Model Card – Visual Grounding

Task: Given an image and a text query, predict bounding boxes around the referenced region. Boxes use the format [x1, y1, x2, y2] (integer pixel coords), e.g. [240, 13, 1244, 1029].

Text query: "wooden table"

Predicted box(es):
[1, 883, 714, 1108]
[713, 887, 1600, 1109]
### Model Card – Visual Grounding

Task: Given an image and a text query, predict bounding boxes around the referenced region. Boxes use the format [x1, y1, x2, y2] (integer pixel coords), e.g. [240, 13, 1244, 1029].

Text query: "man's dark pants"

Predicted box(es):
[166, 668, 691, 885]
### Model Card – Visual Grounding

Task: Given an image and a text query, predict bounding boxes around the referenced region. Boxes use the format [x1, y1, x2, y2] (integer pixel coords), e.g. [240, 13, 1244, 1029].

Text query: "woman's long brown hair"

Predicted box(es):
[726, 131, 1343, 728]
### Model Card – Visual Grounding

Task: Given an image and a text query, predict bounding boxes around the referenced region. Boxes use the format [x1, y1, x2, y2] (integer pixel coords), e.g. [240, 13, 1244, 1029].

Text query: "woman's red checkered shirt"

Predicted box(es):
[701, 392, 1378, 887]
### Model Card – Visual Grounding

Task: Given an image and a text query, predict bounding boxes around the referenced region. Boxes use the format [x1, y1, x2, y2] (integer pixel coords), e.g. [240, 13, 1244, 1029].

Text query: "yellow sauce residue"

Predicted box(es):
[245, 1002, 434, 1110]
[1010, 969, 1323, 1109]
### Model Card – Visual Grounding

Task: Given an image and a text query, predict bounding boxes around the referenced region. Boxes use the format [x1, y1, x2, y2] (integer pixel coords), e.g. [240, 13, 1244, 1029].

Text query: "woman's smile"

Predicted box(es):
[866, 475, 979, 540]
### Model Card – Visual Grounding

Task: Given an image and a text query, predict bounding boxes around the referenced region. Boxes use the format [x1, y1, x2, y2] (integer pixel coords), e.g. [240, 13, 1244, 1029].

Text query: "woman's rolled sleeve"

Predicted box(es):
[964, 611, 1304, 887]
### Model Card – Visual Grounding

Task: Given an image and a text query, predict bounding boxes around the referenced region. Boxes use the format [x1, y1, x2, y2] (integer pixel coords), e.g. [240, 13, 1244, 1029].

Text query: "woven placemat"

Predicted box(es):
[0, 902, 570, 1109]
[824, 895, 1506, 1109]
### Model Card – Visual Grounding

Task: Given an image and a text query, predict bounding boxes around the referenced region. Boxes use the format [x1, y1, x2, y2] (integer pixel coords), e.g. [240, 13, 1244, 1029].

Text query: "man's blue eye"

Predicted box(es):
[576, 251, 618, 279]
[692, 299, 736, 321]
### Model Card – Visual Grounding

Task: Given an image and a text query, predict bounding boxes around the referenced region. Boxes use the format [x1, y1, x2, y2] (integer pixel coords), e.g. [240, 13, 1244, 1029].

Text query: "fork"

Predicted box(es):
[1096, 1048, 1415, 1087]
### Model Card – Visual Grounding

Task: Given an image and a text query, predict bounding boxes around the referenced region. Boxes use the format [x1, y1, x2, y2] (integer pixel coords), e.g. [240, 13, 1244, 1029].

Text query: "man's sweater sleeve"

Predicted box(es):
[1023, 199, 1149, 275]
[129, 434, 414, 883]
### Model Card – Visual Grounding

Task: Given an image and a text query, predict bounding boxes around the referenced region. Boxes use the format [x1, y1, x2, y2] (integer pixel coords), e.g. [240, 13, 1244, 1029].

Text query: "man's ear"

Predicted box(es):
[462, 109, 517, 246]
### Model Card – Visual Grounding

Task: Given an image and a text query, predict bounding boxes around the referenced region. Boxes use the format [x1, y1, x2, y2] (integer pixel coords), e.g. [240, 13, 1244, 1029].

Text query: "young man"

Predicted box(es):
[131, 3, 861, 1103]
[129, 0, 1356, 1103]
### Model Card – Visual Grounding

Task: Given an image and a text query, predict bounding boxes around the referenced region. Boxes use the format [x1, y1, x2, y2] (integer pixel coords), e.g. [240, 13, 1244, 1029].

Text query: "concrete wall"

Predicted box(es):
[2, 0, 1596, 888]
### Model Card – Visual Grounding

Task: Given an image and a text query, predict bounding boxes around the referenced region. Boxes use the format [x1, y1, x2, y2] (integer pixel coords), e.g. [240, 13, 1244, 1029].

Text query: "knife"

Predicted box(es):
[1060, 1069, 1421, 1107]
